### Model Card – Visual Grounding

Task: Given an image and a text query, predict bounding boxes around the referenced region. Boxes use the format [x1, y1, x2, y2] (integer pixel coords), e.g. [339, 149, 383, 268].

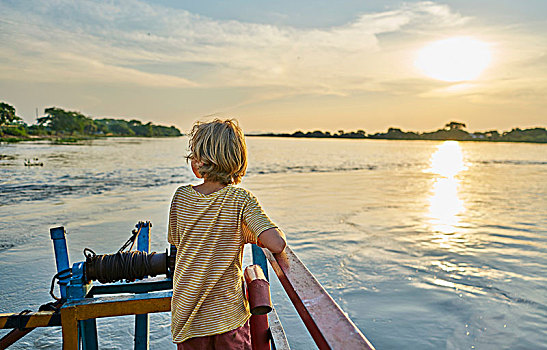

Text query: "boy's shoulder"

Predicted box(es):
[229, 186, 262, 207]
[174, 184, 193, 195]
[173, 184, 253, 199]
[224, 185, 255, 202]
[228, 185, 250, 194]
[229, 185, 258, 197]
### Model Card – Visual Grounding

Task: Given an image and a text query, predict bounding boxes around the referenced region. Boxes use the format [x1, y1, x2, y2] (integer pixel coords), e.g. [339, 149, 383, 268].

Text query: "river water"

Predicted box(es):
[0, 137, 545, 349]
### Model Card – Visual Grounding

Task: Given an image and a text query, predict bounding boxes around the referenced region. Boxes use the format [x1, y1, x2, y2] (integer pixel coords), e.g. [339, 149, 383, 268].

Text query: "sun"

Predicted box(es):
[415, 37, 492, 82]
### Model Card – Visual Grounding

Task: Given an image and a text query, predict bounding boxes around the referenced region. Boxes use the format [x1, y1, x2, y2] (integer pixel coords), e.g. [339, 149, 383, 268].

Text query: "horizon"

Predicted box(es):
[1, 1, 546, 133]
[5, 103, 545, 135]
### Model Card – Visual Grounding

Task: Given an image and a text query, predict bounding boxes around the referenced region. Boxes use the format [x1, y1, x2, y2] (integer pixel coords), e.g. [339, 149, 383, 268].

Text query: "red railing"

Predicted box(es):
[264, 246, 375, 350]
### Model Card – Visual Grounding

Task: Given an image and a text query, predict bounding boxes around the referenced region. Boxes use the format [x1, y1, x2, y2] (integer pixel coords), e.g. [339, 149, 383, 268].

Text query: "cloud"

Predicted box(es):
[0, 1, 469, 90]
[1, 0, 545, 110]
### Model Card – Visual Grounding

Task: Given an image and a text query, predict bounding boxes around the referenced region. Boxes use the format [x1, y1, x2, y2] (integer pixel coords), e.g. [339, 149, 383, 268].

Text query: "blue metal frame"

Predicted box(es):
[79, 319, 98, 350]
[252, 244, 269, 281]
[50, 227, 71, 300]
[251, 244, 273, 350]
[89, 279, 172, 295]
[135, 222, 151, 350]
[50, 222, 163, 350]
[50, 226, 99, 350]
[71, 261, 98, 350]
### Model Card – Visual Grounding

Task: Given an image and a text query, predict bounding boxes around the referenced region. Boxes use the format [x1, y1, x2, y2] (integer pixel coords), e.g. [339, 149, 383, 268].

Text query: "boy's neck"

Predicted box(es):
[193, 180, 228, 195]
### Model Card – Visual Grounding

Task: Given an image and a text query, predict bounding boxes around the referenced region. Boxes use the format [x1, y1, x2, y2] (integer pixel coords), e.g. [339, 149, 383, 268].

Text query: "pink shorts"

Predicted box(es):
[176, 320, 251, 350]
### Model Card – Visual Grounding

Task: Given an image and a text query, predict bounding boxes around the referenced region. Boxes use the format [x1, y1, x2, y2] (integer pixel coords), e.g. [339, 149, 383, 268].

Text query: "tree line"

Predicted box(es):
[0, 103, 181, 140]
[254, 121, 547, 143]
[2, 101, 545, 143]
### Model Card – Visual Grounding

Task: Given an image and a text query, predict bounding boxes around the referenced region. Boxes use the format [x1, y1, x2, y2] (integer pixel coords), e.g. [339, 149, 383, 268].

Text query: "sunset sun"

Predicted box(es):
[415, 37, 492, 82]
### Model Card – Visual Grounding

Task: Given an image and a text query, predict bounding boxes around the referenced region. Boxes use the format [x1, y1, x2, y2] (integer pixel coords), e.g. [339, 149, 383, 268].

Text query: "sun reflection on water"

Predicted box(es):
[427, 141, 467, 237]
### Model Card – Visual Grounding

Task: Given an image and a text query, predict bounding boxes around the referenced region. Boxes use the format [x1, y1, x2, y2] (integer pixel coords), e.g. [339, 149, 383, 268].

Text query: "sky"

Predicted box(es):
[0, 0, 546, 133]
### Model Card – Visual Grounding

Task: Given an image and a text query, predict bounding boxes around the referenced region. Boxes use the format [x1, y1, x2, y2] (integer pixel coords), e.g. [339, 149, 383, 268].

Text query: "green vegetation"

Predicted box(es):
[1, 103, 182, 142]
[93, 118, 181, 137]
[0, 102, 22, 125]
[2, 101, 545, 143]
[254, 121, 547, 143]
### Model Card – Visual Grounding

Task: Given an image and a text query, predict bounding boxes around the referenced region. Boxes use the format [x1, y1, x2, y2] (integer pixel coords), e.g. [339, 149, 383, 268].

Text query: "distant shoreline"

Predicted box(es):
[247, 122, 547, 144]
[0, 134, 182, 144]
[0, 105, 182, 143]
[247, 133, 547, 144]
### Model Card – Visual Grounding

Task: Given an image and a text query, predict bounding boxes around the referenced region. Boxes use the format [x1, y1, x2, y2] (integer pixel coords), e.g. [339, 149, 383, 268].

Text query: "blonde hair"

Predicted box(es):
[186, 119, 247, 185]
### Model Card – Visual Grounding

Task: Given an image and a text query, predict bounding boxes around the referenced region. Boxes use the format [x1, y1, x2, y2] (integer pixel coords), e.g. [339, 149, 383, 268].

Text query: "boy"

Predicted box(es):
[168, 119, 286, 349]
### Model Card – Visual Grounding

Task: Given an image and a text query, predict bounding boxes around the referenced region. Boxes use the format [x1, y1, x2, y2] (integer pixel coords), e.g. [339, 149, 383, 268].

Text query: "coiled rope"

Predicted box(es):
[84, 249, 157, 283]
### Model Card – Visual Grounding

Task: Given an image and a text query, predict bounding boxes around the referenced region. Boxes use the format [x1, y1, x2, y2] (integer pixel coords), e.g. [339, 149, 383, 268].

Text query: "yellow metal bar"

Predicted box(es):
[63, 292, 171, 321]
[0, 311, 60, 329]
[0, 292, 172, 348]
[57, 292, 171, 348]
[60, 307, 79, 350]
[0, 314, 8, 329]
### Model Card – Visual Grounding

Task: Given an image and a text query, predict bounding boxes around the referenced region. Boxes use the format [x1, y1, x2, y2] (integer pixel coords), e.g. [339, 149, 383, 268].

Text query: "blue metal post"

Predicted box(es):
[250, 244, 271, 350]
[50, 227, 71, 300]
[252, 244, 269, 281]
[79, 320, 98, 350]
[70, 262, 98, 350]
[50, 227, 98, 349]
[136, 222, 150, 253]
[135, 222, 150, 350]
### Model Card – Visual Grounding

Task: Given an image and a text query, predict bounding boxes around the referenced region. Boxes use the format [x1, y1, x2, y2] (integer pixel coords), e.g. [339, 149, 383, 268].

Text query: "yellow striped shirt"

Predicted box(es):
[168, 184, 277, 343]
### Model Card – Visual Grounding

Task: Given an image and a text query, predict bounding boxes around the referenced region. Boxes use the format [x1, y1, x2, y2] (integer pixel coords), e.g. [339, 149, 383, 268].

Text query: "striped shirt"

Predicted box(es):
[168, 184, 277, 343]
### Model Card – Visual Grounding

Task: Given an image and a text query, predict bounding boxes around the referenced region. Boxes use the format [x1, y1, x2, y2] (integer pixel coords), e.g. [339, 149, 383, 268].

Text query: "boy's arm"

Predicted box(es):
[257, 228, 286, 254]
[242, 190, 285, 253]
[167, 189, 181, 246]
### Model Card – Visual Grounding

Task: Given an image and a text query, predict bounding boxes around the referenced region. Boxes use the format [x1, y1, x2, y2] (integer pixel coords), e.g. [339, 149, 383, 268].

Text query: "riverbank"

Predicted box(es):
[0, 134, 182, 144]
[0, 135, 91, 143]
[249, 122, 547, 143]
[249, 134, 547, 144]
[0, 104, 183, 142]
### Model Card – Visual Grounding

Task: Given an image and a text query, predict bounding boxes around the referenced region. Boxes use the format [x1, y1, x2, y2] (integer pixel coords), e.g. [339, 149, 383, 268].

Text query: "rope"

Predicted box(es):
[117, 225, 142, 253]
[49, 268, 72, 301]
[16, 310, 32, 330]
[83, 247, 96, 259]
[38, 300, 63, 312]
[84, 249, 157, 283]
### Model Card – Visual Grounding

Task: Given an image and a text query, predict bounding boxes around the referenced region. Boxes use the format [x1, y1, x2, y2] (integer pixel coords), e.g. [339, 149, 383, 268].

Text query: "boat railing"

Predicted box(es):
[258, 246, 375, 349]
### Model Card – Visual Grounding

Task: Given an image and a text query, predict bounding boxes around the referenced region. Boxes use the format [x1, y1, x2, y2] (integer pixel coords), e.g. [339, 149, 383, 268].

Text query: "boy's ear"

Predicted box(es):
[191, 159, 203, 178]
